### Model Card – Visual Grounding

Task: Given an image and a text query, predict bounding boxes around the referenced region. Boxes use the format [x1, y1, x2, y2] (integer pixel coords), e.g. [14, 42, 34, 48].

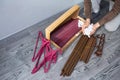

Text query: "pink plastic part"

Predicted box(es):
[32, 31, 62, 74]
[32, 31, 49, 62]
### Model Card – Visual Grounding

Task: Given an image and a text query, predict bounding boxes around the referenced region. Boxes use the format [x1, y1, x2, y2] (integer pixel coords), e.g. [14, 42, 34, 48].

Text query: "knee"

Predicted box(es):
[104, 14, 120, 32]
[104, 24, 119, 32]
[104, 22, 120, 32]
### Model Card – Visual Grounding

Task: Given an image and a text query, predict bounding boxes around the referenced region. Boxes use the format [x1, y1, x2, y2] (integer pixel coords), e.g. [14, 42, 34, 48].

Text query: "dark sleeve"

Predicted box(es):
[84, 0, 92, 19]
[98, 0, 120, 26]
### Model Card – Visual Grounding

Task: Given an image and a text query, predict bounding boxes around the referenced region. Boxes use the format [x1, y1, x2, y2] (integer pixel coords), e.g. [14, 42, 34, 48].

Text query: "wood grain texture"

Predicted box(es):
[45, 5, 85, 51]
[0, 5, 120, 80]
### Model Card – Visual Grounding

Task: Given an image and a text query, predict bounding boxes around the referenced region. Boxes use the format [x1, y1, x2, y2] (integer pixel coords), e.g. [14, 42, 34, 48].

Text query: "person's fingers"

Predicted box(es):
[84, 22, 89, 28]
[86, 22, 90, 27]
[81, 25, 85, 31]
[90, 30, 95, 35]
[81, 28, 85, 34]
[90, 27, 96, 35]
[81, 19, 91, 34]
[81, 25, 89, 34]
[85, 19, 90, 27]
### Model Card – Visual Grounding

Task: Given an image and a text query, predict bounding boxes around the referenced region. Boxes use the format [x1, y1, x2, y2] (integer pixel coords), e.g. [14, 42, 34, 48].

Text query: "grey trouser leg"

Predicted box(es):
[91, 0, 101, 13]
[104, 1, 120, 32]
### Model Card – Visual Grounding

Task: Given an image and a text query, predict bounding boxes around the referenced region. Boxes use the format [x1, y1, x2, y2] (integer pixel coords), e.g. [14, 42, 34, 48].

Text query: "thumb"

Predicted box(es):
[90, 29, 96, 35]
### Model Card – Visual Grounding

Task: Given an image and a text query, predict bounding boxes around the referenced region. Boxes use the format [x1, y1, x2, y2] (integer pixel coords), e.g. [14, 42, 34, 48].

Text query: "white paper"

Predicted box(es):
[84, 24, 93, 38]
[78, 20, 84, 28]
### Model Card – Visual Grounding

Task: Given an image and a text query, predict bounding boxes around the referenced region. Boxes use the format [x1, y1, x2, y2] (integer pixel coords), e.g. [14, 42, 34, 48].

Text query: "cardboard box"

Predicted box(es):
[45, 5, 85, 51]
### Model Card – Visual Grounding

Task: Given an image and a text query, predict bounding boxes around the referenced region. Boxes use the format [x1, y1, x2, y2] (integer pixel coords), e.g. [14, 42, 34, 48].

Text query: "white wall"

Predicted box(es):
[0, 0, 83, 40]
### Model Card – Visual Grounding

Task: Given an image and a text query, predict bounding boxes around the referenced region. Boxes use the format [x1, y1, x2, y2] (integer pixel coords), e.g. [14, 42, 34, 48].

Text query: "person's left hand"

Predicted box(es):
[81, 18, 90, 34]
[90, 22, 100, 35]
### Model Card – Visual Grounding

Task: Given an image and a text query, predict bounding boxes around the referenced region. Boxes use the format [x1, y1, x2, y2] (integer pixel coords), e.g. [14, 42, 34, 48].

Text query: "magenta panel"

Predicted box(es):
[51, 18, 81, 47]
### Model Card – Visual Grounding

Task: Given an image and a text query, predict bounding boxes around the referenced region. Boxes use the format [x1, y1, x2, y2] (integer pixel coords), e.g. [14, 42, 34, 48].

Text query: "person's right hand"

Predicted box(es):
[81, 18, 90, 34]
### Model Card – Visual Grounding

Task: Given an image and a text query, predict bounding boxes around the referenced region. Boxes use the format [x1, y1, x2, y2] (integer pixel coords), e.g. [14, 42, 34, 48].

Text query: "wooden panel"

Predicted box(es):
[45, 5, 85, 51]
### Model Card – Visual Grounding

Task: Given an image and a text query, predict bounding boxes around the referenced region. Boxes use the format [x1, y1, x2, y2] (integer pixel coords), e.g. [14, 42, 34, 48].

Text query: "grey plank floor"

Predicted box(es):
[0, 8, 120, 80]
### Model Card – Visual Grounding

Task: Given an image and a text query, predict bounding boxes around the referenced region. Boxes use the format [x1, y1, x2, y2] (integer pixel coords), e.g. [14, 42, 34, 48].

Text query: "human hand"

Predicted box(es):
[90, 22, 100, 35]
[82, 18, 90, 34]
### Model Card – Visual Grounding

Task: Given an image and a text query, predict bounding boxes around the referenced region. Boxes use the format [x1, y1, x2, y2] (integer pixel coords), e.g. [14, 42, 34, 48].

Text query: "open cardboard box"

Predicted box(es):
[45, 5, 85, 51]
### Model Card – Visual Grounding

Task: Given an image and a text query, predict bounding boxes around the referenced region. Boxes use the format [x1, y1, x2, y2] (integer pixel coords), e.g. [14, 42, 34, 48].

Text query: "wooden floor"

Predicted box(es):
[0, 7, 120, 80]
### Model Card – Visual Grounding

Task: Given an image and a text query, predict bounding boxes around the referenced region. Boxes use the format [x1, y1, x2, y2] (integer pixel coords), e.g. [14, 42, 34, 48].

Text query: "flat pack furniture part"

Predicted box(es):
[80, 36, 97, 63]
[95, 33, 105, 56]
[31, 31, 62, 74]
[60, 35, 89, 76]
[60, 35, 98, 76]
[45, 5, 85, 51]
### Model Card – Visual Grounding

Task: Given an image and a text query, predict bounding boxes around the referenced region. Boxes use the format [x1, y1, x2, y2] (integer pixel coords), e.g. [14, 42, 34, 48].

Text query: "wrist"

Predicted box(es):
[94, 22, 100, 29]
[84, 18, 90, 27]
